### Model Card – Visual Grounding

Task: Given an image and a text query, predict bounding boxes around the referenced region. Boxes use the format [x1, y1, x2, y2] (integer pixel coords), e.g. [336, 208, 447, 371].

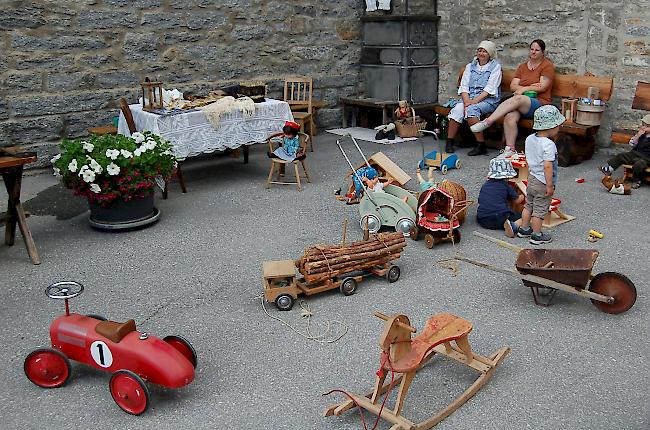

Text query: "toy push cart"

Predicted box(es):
[418, 130, 460, 174]
[455, 232, 637, 314]
[263, 232, 406, 310]
[411, 187, 473, 248]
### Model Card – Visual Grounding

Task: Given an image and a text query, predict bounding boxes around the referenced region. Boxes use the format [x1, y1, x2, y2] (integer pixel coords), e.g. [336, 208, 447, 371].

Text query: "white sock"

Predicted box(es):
[378, 0, 391, 10]
[365, 0, 377, 11]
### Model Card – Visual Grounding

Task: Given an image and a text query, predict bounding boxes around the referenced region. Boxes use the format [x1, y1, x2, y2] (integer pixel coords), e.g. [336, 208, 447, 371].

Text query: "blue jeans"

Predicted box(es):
[523, 98, 543, 119]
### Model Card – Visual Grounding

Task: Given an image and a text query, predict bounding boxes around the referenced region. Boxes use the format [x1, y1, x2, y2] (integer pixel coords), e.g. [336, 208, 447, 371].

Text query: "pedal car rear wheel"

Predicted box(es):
[455, 159, 461, 169]
[110, 370, 150, 415]
[386, 265, 401, 283]
[588, 272, 637, 314]
[163, 335, 198, 368]
[340, 277, 357, 296]
[24, 348, 71, 388]
[275, 294, 295, 311]
[425, 233, 435, 249]
[440, 165, 448, 174]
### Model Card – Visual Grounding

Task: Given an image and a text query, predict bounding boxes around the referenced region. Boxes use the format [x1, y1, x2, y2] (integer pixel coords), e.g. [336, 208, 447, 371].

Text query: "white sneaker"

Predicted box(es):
[497, 147, 516, 159]
[470, 119, 490, 133]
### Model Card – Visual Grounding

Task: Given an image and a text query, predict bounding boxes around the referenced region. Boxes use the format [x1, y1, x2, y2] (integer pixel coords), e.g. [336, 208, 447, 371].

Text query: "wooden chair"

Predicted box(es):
[283, 77, 314, 151]
[119, 98, 186, 198]
[325, 312, 510, 430]
[266, 132, 311, 191]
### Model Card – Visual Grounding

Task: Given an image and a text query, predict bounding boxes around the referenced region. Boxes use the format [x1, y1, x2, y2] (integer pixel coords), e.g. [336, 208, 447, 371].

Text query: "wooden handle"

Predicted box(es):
[373, 312, 417, 333]
[473, 231, 523, 254]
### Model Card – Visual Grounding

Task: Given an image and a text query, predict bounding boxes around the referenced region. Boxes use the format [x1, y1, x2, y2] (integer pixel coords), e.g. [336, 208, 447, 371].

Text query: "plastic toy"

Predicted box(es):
[455, 232, 637, 313]
[337, 138, 418, 235]
[418, 131, 460, 174]
[324, 311, 510, 429]
[24, 281, 196, 415]
[263, 232, 405, 310]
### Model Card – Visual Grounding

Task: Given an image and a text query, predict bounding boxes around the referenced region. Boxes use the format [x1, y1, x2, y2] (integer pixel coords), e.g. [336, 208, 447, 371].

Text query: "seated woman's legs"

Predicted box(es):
[471, 95, 532, 134]
[466, 102, 496, 156]
[445, 103, 465, 153]
[503, 111, 521, 150]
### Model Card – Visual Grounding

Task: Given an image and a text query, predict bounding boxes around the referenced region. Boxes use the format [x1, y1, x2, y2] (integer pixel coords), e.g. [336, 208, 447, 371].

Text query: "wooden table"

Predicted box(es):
[1, 149, 40, 264]
[340, 97, 438, 128]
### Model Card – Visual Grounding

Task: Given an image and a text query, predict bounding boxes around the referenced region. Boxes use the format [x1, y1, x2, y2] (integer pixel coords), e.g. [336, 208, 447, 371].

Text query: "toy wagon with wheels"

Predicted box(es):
[263, 232, 406, 311]
[456, 233, 637, 314]
[24, 281, 197, 415]
[410, 187, 473, 248]
[418, 150, 461, 175]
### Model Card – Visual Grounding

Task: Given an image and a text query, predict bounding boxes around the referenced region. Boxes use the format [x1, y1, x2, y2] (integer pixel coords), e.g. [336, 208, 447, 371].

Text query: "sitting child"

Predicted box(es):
[268, 121, 305, 161]
[476, 157, 524, 238]
[601, 114, 650, 189]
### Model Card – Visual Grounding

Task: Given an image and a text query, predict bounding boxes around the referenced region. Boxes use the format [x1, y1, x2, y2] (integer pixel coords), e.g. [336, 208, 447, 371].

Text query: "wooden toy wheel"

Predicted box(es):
[275, 294, 295, 311]
[110, 370, 150, 415]
[409, 226, 419, 241]
[424, 234, 435, 249]
[588, 272, 637, 314]
[386, 265, 400, 283]
[440, 165, 448, 174]
[455, 159, 461, 169]
[24, 348, 71, 388]
[163, 335, 198, 368]
[452, 229, 461, 243]
[340, 277, 357, 296]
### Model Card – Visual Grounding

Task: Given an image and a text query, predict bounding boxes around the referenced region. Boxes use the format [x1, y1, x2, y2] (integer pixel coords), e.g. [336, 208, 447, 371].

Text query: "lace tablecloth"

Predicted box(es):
[117, 99, 294, 160]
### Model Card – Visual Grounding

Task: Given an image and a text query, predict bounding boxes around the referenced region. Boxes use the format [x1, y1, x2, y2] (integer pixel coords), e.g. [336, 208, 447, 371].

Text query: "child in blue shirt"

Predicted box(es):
[477, 157, 524, 237]
[268, 121, 305, 161]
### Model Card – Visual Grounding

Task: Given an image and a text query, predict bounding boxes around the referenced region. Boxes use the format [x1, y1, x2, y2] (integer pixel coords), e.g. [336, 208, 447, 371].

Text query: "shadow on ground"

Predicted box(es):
[24, 184, 87, 220]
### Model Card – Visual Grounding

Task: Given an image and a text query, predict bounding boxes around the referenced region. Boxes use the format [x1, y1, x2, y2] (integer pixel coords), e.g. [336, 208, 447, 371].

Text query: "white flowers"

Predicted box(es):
[79, 165, 96, 183]
[82, 141, 94, 152]
[89, 184, 101, 193]
[131, 132, 145, 144]
[68, 159, 78, 173]
[89, 158, 103, 174]
[134, 146, 145, 157]
[106, 149, 120, 160]
[120, 149, 133, 158]
[106, 163, 120, 176]
[53, 167, 61, 177]
[50, 154, 61, 163]
[143, 139, 157, 150]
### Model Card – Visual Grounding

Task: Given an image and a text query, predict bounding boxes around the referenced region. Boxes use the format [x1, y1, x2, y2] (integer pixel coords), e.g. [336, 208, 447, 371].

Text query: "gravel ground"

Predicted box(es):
[1, 132, 648, 430]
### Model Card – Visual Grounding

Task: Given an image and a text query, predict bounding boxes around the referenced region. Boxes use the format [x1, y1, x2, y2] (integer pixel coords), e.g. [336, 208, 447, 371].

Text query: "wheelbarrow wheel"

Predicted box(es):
[424, 234, 435, 249]
[588, 272, 637, 314]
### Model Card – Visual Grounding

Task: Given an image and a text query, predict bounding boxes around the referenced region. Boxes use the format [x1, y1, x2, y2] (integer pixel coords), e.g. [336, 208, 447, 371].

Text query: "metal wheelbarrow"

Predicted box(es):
[453, 232, 637, 314]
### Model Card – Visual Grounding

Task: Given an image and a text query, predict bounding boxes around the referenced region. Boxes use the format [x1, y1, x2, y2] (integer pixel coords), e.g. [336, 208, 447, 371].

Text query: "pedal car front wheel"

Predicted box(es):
[110, 370, 150, 415]
[24, 348, 71, 388]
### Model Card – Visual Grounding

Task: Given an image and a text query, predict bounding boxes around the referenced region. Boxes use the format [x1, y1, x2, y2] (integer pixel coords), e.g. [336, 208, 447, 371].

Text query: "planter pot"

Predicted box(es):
[89, 193, 160, 231]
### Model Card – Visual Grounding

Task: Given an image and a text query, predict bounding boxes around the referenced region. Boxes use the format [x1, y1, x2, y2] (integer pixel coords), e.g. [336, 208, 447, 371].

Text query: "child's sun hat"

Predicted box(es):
[487, 157, 517, 179]
[642, 114, 650, 126]
[533, 105, 566, 130]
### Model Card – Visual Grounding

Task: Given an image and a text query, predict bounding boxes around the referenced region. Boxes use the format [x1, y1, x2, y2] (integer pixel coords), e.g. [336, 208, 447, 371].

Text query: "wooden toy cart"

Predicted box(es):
[454, 232, 637, 314]
[324, 311, 510, 430]
[263, 232, 406, 310]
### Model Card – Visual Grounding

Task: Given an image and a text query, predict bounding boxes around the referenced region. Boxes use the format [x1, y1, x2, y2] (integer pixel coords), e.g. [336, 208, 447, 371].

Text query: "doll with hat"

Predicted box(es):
[476, 157, 524, 238]
[268, 121, 305, 162]
[600, 113, 650, 189]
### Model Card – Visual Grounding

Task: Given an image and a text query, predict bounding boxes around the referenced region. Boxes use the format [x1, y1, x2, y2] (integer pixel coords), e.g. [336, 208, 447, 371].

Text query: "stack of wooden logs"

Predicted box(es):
[295, 232, 406, 283]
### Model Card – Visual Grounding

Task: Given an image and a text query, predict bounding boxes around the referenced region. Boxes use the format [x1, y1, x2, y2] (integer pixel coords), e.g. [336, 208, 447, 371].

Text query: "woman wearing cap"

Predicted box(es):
[445, 40, 502, 155]
[600, 114, 650, 189]
[471, 39, 555, 155]
[477, 157, 524, 237]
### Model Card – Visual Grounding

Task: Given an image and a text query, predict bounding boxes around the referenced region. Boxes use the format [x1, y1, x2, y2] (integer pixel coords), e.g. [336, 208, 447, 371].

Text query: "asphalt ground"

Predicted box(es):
[1, 132, 648, 430]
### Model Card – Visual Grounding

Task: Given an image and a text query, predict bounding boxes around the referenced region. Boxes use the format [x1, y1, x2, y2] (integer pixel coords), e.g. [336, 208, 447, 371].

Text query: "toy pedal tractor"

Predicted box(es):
[24, 281, 197, 415]
[324, 312, 510, 429]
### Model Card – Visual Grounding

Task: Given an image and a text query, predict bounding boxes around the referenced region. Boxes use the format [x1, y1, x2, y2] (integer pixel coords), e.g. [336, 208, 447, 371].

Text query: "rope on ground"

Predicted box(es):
[433, 236, 460, 276]
[259, 295, 348, 343]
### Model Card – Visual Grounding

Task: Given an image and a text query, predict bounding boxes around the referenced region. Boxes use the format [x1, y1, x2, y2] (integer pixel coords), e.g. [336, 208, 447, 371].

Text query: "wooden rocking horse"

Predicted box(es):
[324, 312, 510, 430]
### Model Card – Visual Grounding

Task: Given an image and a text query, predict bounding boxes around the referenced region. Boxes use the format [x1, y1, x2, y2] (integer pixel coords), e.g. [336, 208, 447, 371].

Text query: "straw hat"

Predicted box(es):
[533, 105, 566, 130]
[487, 157, 517, 179]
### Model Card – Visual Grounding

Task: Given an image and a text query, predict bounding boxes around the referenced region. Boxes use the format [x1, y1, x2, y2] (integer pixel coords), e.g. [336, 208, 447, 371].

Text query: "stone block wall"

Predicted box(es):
[438, 0, 650, 145]
[0, 0, 362, 165]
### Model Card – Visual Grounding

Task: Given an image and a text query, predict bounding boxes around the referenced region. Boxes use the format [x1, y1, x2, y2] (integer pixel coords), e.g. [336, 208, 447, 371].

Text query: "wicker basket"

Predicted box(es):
[395, 116, 427, 138]
[438, 179, 467, 225]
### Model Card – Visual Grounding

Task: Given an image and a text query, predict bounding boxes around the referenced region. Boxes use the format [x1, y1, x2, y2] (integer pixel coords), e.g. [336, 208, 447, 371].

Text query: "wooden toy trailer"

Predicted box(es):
[263, 232, 406, 310]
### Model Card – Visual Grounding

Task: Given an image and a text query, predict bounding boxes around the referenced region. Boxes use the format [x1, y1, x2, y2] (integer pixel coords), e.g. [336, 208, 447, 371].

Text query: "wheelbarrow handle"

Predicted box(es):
[473, 231, 524, 254]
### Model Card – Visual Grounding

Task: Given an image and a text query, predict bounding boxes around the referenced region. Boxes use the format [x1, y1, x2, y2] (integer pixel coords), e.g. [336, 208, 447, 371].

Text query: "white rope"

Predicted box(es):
[258, 295, 348, 343]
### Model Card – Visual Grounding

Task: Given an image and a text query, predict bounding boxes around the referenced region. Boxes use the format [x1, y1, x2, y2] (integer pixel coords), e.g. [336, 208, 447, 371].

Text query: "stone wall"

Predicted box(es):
[438, 0, 650, 145]
[0, 0, 362, 165]
[1, 1, 648, 166]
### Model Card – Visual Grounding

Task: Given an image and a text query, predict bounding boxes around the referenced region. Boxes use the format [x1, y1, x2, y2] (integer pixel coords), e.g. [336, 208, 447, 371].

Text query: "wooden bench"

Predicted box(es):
[434, 68, 614, 166]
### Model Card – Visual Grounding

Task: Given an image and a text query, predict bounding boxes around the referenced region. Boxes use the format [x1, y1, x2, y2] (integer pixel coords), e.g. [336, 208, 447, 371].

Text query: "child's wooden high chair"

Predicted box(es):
[266, 132, 311, 191]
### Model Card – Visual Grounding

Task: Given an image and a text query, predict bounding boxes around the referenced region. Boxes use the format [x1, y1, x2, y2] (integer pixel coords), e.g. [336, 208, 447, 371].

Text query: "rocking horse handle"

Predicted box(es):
[373, 312, 417, 333]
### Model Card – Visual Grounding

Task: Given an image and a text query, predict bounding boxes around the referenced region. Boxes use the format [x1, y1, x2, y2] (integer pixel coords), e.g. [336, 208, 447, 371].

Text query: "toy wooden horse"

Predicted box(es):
[324, 312, 510, 430]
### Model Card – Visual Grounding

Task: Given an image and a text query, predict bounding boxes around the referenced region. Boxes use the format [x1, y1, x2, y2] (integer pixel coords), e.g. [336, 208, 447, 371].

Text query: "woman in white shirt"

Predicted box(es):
[445, 40, 502, 156]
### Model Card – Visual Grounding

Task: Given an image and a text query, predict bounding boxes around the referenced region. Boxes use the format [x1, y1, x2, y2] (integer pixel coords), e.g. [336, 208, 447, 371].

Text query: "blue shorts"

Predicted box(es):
[522, 98, 543, 119]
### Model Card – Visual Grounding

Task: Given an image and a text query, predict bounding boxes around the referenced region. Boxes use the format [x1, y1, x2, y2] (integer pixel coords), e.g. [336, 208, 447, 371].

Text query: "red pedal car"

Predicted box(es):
[24, 281, 197, 415]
